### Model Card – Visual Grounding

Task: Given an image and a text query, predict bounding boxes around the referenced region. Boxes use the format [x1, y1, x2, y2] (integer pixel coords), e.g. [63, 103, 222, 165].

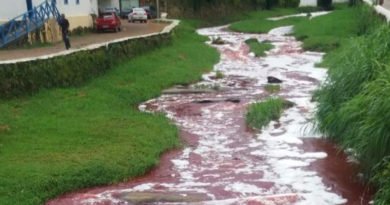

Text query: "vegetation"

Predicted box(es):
[293, 4, 361, 52]
[0, 21, 219, 205]
[0, 33, 171, 98]
[229, 9, 304, 33]
[167, 0, 299, 19]
[245, 38, 274, 57]
[313, 4, 390, 204]
[317, 0, 333, 10]
[264, 84, 281, 93]
[246, 98, 289, 129]
[231, 4, 360, 53]
[215, 70, 224, 79]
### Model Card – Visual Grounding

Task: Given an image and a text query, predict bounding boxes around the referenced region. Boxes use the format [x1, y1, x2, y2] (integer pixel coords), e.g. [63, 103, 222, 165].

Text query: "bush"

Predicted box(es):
[0, 33, 172, 98]
[317, 0, 333, 10]
[278, 0, 300, 8]
[246, 98, 293, 129]
[373, 158, 390, 204]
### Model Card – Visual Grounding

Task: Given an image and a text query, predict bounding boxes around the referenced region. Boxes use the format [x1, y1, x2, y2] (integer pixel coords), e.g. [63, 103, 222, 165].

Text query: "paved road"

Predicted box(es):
[0, 21, 167, 61]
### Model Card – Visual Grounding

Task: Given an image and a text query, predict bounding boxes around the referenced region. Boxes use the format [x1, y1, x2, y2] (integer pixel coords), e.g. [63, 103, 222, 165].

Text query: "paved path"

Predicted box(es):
[47, 24, 373, 205]
[0, 21, 167, 61]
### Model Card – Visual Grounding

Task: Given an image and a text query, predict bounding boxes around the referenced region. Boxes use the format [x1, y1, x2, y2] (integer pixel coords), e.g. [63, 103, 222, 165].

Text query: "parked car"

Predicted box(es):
[96, 12, 121, 32]
[103, 7, 120, 16]
[120, 8, 132, 19]
[128, 8, 148, 23]
[141, 6, 157, 19]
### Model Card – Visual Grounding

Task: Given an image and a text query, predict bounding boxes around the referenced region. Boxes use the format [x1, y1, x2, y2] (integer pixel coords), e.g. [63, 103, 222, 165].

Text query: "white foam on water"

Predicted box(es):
[82, 15, 348, 205]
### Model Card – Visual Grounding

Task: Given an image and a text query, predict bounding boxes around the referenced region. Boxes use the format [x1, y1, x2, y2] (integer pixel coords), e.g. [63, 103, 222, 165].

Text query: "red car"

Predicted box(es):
[96, 12, 121, 32]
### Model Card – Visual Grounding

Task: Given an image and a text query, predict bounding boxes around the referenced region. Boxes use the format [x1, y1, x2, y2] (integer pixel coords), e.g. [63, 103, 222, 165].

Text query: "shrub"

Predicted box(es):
[278, 0, 300, 8]
[246, 97, 292, 129]
[264, 84, 281, 93]
[317, 0, 333, 10]
[0, 33, 172, 98]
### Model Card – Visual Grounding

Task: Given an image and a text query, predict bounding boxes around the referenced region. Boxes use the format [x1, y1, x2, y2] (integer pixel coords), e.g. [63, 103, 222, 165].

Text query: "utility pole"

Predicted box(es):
[156, 0, 160, 18]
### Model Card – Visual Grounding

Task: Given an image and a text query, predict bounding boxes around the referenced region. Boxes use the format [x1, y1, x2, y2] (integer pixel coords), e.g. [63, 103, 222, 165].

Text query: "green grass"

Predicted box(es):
[245, 38, 274, 57]
[246, 98, 285, 129]
[229, 8, 304, 33]
[313, 4, 390, 204]
[293, 4, 361, 52]
[230, 4, 362, 54]
[264, 84, 281, 93]
[0, 21, 219, 205]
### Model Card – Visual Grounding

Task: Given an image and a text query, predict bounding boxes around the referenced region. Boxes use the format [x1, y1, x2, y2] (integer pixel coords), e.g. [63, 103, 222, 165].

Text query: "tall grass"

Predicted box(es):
[315, 4, 390, 204]
[246, 98, 285, 129]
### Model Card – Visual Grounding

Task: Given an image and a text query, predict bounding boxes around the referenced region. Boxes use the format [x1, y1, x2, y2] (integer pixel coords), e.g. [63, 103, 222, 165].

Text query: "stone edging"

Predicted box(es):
[0, 19, 180, 65]
[363, 0, 390, 21]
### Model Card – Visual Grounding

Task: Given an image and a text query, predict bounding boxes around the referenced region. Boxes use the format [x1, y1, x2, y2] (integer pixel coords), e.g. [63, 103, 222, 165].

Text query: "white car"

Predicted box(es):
[128, 8, 148, 23]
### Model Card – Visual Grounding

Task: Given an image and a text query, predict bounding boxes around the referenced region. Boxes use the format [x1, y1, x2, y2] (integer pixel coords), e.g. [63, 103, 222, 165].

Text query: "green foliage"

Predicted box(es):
[0, 20, 219, 205]
[373, 158, 390, 204]
[70, 26, 93, 36]
[245, 38, 274, 57]
[215, 70, 224, 79]
[293, 5, 361, 52]
[317, 0, 333, 10]
[314, 5, 390, 203]
[278, 0, 300, 8]
[0, 33, 171, 98]
[229, 8, 304, 33]
[264, 84, 281, 93]
[246, 98, 285, 129]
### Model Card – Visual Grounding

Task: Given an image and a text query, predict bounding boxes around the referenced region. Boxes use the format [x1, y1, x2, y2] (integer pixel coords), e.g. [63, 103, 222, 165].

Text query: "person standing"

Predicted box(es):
[58, 14, 71, 50]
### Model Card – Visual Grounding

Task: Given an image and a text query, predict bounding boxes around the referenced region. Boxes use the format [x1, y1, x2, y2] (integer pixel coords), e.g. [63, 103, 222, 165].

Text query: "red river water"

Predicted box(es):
[47, 24, 374, 205]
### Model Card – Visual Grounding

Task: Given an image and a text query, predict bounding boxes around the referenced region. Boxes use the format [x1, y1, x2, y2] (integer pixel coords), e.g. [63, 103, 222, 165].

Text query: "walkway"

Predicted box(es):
[0, 21, 167, 62]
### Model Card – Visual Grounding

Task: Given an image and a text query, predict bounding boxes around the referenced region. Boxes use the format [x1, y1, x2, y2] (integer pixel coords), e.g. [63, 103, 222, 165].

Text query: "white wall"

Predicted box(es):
[300, 0, 348, 7]
[98, 0, 120, 10]
[0, 0, 27, 22]
[0, 0, 99, 22]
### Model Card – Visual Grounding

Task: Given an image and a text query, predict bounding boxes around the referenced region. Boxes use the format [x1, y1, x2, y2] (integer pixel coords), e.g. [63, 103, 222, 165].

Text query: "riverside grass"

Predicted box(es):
[314, 5, 390, 204]
[0, 21, 219, 205]
[230, 4, 361, 53]
[246, 98, 284, 129]
[245, 38, 274, 57]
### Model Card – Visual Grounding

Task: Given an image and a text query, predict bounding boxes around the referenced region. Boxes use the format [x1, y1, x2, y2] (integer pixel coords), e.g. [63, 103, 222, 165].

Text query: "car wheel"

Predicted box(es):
[115, 27, 120, 33]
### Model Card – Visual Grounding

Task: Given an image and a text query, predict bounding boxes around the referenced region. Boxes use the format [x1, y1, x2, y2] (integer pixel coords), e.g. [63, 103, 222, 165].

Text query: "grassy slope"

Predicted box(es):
[293, 4, 360, 52]
[229, 8, 303, 33]
[230, 4, 359, 54]
[0, 21, 219, 205]
[245, 39, 274, 57]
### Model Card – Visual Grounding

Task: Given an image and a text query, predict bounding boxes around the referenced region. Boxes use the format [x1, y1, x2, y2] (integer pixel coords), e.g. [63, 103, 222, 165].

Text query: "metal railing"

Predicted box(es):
[0, 0, 60, 48]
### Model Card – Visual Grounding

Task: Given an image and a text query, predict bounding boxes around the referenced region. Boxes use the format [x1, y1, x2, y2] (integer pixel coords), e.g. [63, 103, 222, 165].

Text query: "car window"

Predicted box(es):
[101, 13, 113, 18]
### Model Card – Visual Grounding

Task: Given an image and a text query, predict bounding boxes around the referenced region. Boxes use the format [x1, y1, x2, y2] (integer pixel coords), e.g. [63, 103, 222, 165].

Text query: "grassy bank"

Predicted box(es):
[0, 21, 219, 205]
[230, 4, 360, 54]
[312, 4, 390, 204]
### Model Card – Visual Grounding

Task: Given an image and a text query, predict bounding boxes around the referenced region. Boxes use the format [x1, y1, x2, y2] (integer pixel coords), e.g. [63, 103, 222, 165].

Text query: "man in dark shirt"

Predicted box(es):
[58, 14, 71, 50]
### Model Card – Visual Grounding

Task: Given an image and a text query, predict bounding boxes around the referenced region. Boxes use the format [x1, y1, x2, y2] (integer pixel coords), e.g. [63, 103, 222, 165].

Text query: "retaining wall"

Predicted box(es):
[0, 20, 180, 98]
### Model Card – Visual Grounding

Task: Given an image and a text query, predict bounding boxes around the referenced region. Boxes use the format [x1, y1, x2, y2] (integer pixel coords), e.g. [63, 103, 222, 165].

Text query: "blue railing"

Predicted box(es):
[0, 0, 60, 48]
